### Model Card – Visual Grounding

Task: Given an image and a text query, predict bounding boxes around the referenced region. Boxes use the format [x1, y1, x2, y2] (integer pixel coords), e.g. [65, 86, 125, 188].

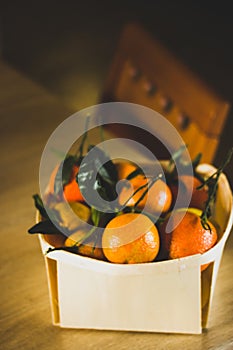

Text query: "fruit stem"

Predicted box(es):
[121, 182, 148, 208]
[121, 173, 163, 209]
[133, 173, 163, 208]
[46, 226, 98, 255]
[199, 147, 233, 229]
[91, 230, 100, 254]
[72, 226, 97, 247]
[168, 144, 187, 171]
[75, 115, 90, 158]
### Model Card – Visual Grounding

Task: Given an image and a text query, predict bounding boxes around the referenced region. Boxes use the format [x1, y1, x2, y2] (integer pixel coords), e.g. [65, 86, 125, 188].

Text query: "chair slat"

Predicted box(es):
[102, 23, 230, 163]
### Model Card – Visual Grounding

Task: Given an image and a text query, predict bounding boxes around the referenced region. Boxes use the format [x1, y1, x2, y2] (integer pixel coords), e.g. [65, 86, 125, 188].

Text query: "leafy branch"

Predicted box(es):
[198, 147, 233, 229]
[120, 172, 164, 224]
[166, 145, 202, 181]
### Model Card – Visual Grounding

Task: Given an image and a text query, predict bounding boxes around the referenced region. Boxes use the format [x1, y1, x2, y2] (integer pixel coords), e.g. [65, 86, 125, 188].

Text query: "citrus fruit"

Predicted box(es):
[65, 230, 105, 261]
[44, 233, 66, 247]
[159, 208, 218, 270]
[144, 179, 172, 214]
[102, 213, 160, 264]
[115, 160, 138, 180]
[54, 201, 91, 231]
[48, 163, 84, 202]
[63, 164, 84, 202]
[118, 176, 147, 207]
[170, 175, 208, 210]
[118, 176, 172, 215]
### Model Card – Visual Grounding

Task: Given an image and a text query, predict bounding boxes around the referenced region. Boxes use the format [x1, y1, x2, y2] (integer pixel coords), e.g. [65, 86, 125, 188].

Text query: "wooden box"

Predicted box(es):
[38, 164, 233, 334]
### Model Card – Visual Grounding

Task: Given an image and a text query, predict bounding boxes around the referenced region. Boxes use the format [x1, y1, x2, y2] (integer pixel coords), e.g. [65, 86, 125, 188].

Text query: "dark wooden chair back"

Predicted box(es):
[102, 23, 230, 163]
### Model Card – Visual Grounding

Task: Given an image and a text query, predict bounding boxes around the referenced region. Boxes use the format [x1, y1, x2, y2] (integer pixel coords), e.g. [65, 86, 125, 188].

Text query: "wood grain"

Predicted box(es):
[0, 60, 233, 350]
[101, 23, 230, 164]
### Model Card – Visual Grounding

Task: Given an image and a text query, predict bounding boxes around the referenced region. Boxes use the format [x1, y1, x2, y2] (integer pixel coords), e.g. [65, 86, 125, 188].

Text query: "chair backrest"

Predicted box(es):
[102, 23, 230, 164]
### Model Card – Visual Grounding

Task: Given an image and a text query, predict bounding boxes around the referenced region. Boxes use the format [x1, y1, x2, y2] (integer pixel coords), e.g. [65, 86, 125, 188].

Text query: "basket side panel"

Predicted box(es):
[56, 257, 202, 334]
[45, 256, 60, 325]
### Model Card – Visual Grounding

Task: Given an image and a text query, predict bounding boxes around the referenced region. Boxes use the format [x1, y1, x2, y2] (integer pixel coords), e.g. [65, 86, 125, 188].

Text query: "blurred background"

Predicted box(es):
[0, 0, 233, 174]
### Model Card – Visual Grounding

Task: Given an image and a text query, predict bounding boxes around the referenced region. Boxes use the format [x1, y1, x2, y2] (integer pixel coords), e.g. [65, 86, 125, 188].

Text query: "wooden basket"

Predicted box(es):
[38, 164, 233, 334]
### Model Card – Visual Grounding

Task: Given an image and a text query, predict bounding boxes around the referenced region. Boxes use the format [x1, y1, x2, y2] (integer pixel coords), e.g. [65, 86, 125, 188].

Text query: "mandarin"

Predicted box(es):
[159, 208, 218, 270]
[44, 233, 66, 247]
[170, 175, 208, 210]
[65, 230, 105, 261]
[115, 160, 138, 180]
[48, 163, 84, 202]
[118, 176, 172, 215]
[54, 201, 91, 231]
[102, 213, 160, 264]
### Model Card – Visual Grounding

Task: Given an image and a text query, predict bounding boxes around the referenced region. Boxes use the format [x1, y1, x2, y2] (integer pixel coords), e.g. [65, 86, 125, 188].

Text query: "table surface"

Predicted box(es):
[1, 59, 233, 350]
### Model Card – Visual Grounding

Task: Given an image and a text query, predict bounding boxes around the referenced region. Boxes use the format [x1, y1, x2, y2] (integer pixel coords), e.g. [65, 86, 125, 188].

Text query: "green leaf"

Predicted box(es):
[75, 115, 90, 158]
[54, 155, 79, 196]
[91, 207, 102, 226]
[46, 246, 79, 255]
[77, 145, 118, 211]
[91, 207, 116, 228]
[192, 152, 202, 169]
[32, 194, 64, 228]
[33, 194, 49, 219]
[28, 219, 64, 234]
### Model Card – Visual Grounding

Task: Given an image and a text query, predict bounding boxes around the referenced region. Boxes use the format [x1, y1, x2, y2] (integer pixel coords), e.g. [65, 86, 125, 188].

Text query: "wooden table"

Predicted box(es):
[1, 60, 233, 350]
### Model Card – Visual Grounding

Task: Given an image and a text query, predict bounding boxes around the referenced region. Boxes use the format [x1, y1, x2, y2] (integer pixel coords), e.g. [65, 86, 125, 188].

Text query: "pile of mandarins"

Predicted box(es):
[29, 155, 219, 270]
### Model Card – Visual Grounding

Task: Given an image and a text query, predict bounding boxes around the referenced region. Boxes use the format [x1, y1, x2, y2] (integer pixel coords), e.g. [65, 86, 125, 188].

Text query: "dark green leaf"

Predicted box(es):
[192, 152, 202, 169]
[77, 145, 118, 211]
[54, 155, 79, 196]
[33, 194, 49, 219]
[46, 246, 79, 254]
[32, 193, 63, 225]
[28, 219, 64, 234]
[75, 115, 90, 158]
[91, 207, 102, 226]
[91, 206, 116, 228]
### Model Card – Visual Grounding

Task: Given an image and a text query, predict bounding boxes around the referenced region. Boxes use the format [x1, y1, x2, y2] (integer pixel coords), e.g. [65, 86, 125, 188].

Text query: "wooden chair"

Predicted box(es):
[101, 23, 230, 164]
